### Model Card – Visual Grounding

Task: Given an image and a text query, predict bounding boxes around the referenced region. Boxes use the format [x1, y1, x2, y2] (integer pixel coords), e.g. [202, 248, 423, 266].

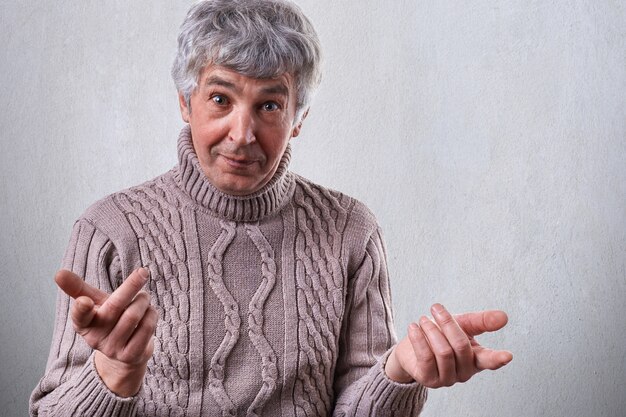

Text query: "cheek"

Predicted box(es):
[191, 123, 226, 148]
[259, 127, 292, 157]
[190, 133, 219, 164]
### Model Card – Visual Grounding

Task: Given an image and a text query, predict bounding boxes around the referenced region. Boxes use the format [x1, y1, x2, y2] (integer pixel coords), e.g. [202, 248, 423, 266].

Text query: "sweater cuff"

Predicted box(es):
[55, 353, 139, 416]
[359, 348, 428, 415]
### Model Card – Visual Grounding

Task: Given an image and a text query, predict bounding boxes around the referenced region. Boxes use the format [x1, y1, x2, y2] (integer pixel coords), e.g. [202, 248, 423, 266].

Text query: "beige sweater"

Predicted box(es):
[30, 126, 427, 416]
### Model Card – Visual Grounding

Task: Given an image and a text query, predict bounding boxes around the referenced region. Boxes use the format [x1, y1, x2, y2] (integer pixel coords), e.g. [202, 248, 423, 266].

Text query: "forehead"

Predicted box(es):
[199, 65, 295, 97]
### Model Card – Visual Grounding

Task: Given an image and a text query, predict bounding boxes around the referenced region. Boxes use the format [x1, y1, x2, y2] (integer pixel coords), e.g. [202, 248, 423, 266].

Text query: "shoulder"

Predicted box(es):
[292, 174, 377, 225]
[291, 174, 381, 261]
[78, 170, 177, 241]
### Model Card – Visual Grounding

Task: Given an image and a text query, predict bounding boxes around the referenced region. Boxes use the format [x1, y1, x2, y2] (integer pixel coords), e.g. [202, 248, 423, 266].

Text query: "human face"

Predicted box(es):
[179, 66, 305, 196]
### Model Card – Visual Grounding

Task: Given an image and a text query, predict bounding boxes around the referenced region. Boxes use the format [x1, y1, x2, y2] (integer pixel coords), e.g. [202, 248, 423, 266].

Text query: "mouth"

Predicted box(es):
[220, 154, 258, 169]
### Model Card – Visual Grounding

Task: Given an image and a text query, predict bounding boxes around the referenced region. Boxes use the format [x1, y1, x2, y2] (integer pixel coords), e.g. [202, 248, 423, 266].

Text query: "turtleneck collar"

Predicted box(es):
[174, 125, 295, 222]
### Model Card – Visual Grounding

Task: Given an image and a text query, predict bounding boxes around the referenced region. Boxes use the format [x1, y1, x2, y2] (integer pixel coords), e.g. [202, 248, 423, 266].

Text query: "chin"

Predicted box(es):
[218, 180, 261, 196]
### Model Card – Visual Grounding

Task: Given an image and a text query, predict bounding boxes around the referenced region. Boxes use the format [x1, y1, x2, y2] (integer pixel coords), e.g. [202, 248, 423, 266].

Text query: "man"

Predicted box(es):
[30, 0, 512, 416]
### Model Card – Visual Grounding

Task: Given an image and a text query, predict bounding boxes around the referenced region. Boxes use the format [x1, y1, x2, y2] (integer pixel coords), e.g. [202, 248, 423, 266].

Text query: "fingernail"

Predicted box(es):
[139, 267, 150, 281]
[408, 323, 420, 339]
[419, 316, 431, 325]
[432, 303, 445, 314]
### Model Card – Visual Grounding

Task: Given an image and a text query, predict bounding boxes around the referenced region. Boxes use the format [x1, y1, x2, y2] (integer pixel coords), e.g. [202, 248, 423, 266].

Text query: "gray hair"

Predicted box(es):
[172, 0, 322, 121]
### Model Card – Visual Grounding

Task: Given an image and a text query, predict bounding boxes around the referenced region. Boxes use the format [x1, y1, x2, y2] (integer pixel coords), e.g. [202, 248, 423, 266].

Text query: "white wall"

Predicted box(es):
[1, 1, 624, 416]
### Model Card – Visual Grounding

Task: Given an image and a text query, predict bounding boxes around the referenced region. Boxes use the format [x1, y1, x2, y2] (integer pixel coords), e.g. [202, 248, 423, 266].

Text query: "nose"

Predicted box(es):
[229, 108, 256, 145]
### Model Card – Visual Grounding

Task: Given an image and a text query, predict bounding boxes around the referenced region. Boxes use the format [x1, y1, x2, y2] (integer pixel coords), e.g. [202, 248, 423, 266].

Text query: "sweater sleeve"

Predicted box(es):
[29, 218, 139, 417]
[332, 226, 427, 417]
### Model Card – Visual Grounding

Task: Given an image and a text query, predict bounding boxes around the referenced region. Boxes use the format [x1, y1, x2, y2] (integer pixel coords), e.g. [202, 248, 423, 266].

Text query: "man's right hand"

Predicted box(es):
[55, 268, 158, 397]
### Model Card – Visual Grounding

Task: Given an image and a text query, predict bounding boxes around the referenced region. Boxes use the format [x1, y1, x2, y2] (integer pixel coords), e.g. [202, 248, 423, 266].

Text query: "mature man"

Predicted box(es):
[30, 0, 512, 416]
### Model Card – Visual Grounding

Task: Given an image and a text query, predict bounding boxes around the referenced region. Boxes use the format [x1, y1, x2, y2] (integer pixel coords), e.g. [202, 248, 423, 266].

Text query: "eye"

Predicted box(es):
[262, 102, 280, 112]
[211, 95, 228, 106]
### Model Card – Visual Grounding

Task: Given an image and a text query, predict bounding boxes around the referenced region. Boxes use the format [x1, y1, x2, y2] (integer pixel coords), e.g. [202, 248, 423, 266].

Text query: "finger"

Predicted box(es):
[407, 322, 438, 386]
[419, 316, 457, 386]
[55, 269, 109, 304]
[122, 307, 159, 364]
[99, 268, 149, 319]
[455, 310, 509, 338]
[431, 304, 474, 382]
[474, 347, 513, 371]
[71, 296, 97, 330]
[104, 291, 151, 351]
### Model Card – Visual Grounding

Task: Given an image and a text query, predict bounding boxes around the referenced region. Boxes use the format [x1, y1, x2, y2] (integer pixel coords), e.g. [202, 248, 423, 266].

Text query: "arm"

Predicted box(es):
[30, 219, 154, 417]
[332, 227, 427, 417]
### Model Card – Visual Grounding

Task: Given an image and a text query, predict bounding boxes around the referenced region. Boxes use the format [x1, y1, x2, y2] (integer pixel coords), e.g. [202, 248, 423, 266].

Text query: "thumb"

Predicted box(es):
[474, 347, 513, 371]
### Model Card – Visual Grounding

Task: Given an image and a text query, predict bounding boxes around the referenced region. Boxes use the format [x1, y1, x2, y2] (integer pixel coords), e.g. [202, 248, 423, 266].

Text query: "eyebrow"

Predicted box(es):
[260, 84, 289, 97]
[204, 75, 237, 90]
[204, 75, 289, 98]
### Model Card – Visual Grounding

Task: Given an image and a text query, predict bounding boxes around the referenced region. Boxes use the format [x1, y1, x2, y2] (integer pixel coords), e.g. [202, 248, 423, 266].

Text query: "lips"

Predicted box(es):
[220, 154, 258, 169]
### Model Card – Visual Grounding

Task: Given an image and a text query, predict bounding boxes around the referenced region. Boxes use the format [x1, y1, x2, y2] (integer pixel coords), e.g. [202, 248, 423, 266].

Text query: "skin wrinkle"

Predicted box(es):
[204, 74, 291, 99]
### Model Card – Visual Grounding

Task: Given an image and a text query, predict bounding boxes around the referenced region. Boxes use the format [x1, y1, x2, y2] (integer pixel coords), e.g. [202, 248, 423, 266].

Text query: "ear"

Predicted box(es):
[291, 109, 309, 138]
[178, 93, 190, 123]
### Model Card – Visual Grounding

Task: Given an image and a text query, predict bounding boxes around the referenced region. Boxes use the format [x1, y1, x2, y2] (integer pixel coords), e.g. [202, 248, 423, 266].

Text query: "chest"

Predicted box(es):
[132, 212, 348, 416]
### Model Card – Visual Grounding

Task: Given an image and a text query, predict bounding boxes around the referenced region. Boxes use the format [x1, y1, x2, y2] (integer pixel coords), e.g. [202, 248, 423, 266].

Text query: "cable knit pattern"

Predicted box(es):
[207, 220, 240, 416]
[244, 224, 279, 416]
[291, 180, 350, 416]
[30, 125, 427, 417]
[113, 181, 192, 417]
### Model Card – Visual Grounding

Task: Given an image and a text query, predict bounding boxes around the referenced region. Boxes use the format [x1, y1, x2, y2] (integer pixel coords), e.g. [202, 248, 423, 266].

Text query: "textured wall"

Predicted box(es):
[1, 1, 624, 417]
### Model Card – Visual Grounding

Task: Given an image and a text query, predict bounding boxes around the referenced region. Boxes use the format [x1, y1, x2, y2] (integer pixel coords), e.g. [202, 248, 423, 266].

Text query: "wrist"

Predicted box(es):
[385, 346, 414, 383]
[94, 351, 147, 397]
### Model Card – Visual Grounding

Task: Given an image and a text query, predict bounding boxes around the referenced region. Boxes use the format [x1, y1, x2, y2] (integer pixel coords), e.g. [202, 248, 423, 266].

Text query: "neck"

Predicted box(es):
[174, 125, 295, 222]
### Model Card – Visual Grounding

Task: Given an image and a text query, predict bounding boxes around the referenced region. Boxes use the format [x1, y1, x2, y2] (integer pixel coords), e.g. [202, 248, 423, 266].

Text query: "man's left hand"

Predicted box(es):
[384, 304, 513, 388]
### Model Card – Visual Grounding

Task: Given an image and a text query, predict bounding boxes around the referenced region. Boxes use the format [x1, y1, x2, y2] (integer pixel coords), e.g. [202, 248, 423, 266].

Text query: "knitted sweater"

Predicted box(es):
[30, 126, 427, 417]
